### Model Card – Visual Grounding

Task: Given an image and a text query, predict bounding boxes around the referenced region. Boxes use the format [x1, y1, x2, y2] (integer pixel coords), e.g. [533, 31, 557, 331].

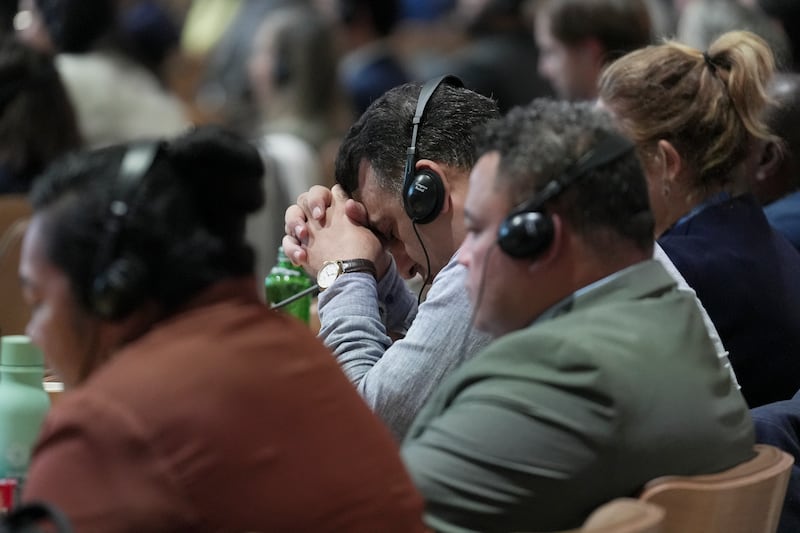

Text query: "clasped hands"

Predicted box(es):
[283, 185, 391, 279]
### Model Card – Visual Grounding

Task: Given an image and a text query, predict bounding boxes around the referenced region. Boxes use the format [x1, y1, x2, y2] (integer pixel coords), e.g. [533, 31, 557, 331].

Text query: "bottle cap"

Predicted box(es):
[0, 335, 44, 367]
[276, 246, 288, 262]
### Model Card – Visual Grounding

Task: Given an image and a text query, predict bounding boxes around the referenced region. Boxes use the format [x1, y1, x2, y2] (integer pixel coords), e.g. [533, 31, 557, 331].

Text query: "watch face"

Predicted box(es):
[317, 262, 341, 289]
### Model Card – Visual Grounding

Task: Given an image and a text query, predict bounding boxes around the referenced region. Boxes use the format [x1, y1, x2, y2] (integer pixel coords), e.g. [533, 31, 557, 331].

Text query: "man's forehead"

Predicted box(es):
[355, 160, 402, 229]
[352, 158, 375, 203]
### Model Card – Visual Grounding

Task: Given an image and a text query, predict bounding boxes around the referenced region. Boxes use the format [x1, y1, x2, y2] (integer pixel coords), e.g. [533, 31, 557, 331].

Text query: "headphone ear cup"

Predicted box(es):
[91, 254, 149, 320]
[403, 169, 445, 224]
[497, 210, 555, 259]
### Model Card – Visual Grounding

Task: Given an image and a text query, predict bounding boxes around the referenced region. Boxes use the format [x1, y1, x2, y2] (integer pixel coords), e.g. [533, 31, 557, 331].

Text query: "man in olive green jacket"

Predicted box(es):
[401, 100, 754, 533]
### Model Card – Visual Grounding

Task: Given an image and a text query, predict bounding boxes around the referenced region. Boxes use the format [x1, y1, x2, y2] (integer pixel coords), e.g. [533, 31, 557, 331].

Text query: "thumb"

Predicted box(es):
[345, 199, 369, 226]
[331, 184, 350, 202]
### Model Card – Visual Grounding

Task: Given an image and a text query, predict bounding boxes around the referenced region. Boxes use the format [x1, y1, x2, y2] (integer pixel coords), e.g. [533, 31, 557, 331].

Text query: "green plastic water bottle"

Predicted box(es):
[0, 335, 49, 502]
[265, 247, 313, 324]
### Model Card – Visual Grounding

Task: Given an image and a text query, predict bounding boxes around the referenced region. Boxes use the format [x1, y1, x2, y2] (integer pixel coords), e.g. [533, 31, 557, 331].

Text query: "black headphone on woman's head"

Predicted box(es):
[90, 141, 162, 320]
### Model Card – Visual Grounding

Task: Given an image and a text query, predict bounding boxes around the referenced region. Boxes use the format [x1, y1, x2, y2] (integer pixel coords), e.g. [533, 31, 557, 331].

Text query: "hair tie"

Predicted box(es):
[702, 51, 717, 74]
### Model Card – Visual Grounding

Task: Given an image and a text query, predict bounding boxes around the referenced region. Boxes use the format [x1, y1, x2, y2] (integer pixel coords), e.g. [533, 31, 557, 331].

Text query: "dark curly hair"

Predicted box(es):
[30, 125, 265, 317]
[474, 99, 654, 253]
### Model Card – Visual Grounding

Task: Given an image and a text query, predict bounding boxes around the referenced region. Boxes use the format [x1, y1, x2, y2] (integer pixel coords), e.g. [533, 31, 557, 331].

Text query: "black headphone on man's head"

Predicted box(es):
[402, 74, 464, 224]
[90, 141, 162, 320]
[497, 133, 635, 259]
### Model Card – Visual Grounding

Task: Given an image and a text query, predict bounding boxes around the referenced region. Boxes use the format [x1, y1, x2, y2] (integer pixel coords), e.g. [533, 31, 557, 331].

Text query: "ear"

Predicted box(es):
[416, 158, 453, 215]
[755, 141, 783, 182]
[656, 140, 683, 185]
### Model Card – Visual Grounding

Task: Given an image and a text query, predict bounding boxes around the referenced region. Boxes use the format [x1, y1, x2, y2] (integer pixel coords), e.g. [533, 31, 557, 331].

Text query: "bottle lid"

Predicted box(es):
[0, 335, 44, 367]
[276, 246, 288, 262]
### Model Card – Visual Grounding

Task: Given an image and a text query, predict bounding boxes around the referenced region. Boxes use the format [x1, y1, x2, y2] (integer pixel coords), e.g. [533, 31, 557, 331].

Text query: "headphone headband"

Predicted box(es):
[90, 140, 162, 319]
[402, 75, 463, 224]
[511, 132, 634, 217]
[403, 75, 464, 180]
[113, 142, 162, 208]
[497, 132, 635, 259]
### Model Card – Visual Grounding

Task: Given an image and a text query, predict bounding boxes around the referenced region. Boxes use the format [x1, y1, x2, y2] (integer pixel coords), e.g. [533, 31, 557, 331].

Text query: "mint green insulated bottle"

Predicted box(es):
[0, 335, 49, 489]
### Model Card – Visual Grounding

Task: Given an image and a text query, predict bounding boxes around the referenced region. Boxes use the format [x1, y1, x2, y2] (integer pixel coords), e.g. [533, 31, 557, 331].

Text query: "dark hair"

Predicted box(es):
[335, 81, 499, 195]
[118, 0, 181, 75]
[536, 0, 652, 63]
[474, 99, 653, 252]
[29, 126, 265, 316]
[465, 0, 525, 34]
[677, 0, 792, 70]
[0, 0, 15, 33]
[756, 0, 800, 71]
[766, 73, 800, 171]
[0, 36, 81, 192]
[339, 0, 400, 36]
[36, 0, 117, 54]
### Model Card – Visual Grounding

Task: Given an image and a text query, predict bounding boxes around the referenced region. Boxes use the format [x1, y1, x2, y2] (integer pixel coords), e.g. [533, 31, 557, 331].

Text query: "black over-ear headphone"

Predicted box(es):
[402, 74, 464, 224]
[90, 141, 162, 320]
[497, 133, 635, 259]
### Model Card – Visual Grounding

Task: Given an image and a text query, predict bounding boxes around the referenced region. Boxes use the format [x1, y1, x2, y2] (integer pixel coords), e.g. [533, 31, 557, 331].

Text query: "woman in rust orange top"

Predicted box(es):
[18, 125, 426, 533]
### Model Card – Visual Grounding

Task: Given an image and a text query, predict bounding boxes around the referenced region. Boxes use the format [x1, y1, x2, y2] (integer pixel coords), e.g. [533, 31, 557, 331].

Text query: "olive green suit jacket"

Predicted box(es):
[402, 259, 754, 532]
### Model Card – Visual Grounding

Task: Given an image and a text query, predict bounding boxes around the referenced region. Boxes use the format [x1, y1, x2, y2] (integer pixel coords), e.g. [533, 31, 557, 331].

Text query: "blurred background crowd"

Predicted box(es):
[2, 2, 800, 531]
[0, 0, 798, 284]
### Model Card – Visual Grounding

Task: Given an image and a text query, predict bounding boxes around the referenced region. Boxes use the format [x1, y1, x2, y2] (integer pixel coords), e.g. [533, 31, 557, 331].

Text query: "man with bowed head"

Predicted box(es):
[284, 77, 499, 440]
[401, 100, 754, 532]
[285, 74, 735, 440]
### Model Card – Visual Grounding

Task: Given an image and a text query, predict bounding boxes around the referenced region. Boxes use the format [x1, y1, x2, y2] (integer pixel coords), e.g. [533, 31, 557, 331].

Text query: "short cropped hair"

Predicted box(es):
[474, 99, 654, 253]
[535, 0, 652, 63]
[335, 81, 500, 196]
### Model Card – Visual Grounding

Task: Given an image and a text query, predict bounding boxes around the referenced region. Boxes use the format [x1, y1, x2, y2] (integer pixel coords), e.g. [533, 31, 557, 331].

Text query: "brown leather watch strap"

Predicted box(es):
[339, 259, 377, 279]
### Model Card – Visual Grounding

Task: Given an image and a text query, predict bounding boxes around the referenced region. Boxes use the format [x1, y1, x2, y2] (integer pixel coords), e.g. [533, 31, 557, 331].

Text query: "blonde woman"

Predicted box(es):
[599, 30, 800, 408]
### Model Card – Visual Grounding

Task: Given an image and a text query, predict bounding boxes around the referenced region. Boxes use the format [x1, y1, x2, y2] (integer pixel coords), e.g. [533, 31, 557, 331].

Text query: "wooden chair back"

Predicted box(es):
[580, 498, 664, 532]
[0, 195, 32, 335]
[640, 444, 794, 533]
[525, 498, 664, 533]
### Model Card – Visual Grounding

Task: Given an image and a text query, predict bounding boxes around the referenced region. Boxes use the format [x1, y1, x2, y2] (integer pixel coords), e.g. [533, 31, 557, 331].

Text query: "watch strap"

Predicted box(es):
[339, 259, 377, 279]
